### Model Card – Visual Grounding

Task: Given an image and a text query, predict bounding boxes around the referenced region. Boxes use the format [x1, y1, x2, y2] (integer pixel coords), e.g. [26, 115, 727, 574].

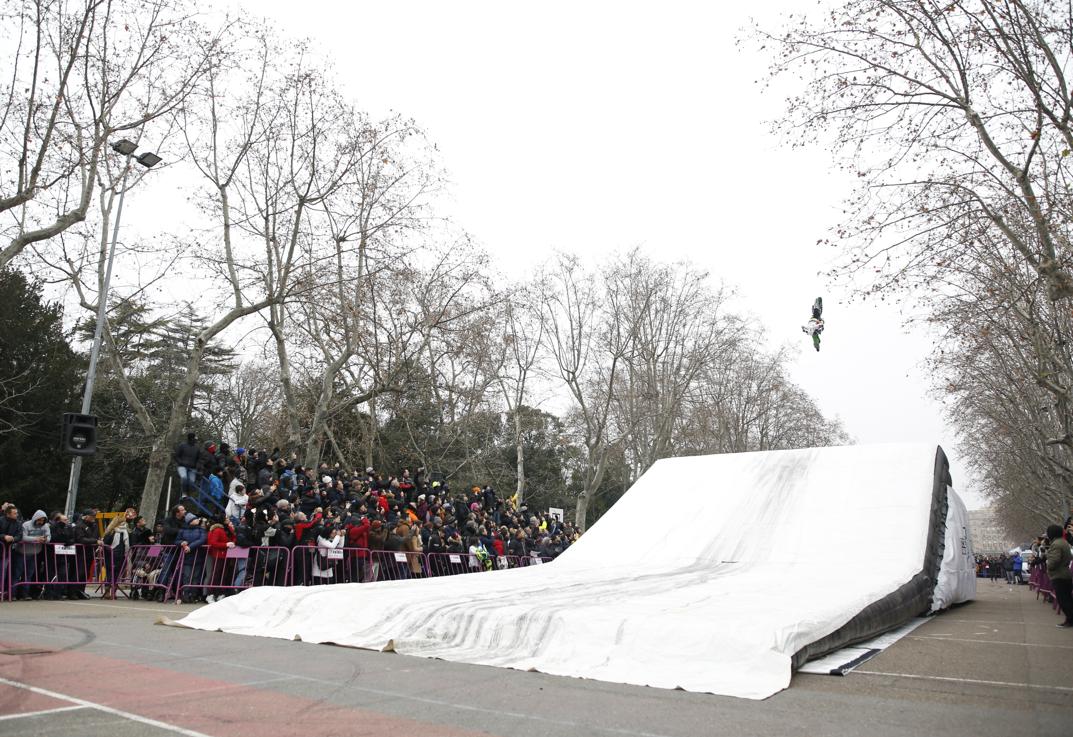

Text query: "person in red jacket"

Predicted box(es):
[345, 514, 371, 583]
[205, 520, 236, 603]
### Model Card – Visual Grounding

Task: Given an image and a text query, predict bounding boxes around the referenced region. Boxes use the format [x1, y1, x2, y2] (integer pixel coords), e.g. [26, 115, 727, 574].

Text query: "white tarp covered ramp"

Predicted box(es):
[173, 443, 974, 699]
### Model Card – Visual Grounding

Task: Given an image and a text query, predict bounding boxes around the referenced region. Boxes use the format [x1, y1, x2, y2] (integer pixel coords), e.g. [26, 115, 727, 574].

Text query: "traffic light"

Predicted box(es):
[62, 413, 98, 455]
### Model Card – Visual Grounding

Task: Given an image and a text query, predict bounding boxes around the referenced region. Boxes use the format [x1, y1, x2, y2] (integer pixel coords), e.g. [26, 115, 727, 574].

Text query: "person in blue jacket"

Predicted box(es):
[176, 514, 208, 603]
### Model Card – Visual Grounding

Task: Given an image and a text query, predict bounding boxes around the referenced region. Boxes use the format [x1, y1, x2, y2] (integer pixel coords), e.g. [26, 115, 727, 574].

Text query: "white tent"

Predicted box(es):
[174, 443, 975, 699]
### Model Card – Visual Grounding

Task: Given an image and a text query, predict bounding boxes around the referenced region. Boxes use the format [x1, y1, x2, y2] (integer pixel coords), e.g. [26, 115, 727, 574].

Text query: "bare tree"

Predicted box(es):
[0, 0, 215, 268]
[756, 0, 1073, 301]
[496, 282, 545, 505]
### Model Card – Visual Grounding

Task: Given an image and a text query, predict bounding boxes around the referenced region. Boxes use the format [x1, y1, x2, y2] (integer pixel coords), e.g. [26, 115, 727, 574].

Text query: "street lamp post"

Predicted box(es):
[64, 139, 161, 518]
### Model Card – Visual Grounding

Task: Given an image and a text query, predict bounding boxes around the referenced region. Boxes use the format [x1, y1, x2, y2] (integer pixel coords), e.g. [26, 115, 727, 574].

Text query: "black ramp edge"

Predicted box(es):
[790, 445, 950, 670]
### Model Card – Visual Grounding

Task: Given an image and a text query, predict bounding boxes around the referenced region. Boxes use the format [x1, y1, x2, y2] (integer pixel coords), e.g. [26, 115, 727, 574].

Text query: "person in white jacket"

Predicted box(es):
[226, 484, 249, 524]
[311, 525, 345, 583]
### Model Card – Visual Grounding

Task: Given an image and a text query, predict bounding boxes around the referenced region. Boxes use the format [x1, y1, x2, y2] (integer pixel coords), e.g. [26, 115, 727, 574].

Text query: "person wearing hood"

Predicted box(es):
[226, 483, 249, 525]
[14, 510, 50, 600]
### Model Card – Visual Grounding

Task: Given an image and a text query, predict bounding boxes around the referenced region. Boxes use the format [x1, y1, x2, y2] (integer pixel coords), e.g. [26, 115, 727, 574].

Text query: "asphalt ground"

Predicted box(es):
[0, 581, 1069, 737]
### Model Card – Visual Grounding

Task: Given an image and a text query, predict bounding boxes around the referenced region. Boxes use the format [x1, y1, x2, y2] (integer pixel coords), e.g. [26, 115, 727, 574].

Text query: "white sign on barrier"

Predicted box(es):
[449, 554, 461, 564]
[55, 545, 76, 556]
[548, 507, 564, 522]
[326, 548, 345, 560]
[531, 557, 543, 565]
[394, 553, 408, 563]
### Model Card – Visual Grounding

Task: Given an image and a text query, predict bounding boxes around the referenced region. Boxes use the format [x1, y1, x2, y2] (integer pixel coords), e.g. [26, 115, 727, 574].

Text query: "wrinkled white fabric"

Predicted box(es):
[931, 487, 977, 612]
[176, 443, 956, 699]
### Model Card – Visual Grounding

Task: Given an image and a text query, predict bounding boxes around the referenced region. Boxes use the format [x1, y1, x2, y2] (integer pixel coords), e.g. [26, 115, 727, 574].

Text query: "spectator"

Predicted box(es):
[173, 432, 201, 494]
[15, 510, 51, 600]
[1046, 523, 1073, 628]
[176, 514, 208, 604]
[205, 519, 236, 603]
[47, 512, 74, 600]
[101, 510, 133, 599]
[70, 510, 99, 599]
[226, 483, 248, 524]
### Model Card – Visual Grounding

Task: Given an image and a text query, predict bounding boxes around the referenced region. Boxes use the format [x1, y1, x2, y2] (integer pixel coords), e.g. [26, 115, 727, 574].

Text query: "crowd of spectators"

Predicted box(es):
[975, 516, 1073, 629]
[1, 433, 581, 603]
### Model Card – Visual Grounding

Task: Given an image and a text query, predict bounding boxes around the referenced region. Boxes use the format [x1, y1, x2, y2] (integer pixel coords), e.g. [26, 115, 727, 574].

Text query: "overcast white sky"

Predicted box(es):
[194, 0, 983, 507]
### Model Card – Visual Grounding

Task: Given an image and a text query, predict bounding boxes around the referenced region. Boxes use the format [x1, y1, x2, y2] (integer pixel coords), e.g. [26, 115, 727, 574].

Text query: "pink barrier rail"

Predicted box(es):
[114, 544, 184, 602]
[8, 542, 109, 600]
[290, 545, 370, 585]
[175, 545, 290, 602]
[0, 546, 8, 602]
[367, 549, 428, 581]
[1, 542, 560, 600]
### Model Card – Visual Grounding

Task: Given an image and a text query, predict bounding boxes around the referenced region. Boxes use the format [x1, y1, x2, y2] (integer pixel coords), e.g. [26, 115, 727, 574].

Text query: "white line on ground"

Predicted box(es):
[0, 676, 215, 737]
[908, 635, 1073, 650]
[854, 670, 1073, 693]
[0, 628, 676, 737]
[0, 705, 86, 721]
[63, 600, 197, 616]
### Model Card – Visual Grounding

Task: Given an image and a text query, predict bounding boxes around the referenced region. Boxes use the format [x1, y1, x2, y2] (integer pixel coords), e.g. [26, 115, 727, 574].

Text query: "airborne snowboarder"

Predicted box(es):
[802, 297, 824, 352]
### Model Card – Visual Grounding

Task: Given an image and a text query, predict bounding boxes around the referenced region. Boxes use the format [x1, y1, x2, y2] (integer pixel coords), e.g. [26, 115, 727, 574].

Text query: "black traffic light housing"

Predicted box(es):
[62, 413, 98, 455]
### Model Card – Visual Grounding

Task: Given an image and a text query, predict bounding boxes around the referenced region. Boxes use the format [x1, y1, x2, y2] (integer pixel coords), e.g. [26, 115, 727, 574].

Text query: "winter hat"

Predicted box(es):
[322, 476, 332, 484]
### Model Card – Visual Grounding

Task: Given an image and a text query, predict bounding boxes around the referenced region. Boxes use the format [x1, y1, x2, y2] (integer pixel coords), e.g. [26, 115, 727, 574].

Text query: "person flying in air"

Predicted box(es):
[802, 297, 824, 352]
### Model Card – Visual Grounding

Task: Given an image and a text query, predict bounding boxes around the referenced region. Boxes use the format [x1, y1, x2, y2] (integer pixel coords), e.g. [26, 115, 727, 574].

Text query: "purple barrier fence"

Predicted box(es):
[9, 542, 109, 600]
[174, 545, 291, 602]
[367, 550, 427, 582]
[0, 545, 8, 601]
[115, 544, 184, 602]
[426, 551, 483, 577]
[516, 554, 554, 567]
[290, 545, 370, 586]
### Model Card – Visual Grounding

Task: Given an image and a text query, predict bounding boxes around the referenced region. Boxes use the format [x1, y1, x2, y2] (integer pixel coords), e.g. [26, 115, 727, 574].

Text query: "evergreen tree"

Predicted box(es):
[0, 268, 82, 513]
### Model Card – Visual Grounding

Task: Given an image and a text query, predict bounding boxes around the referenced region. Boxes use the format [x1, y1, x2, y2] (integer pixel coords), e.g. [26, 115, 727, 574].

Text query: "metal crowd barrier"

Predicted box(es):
[114, 544, 183, 601]
[367, 550, 428, 581]
[290, 545, 368, 586]
[1, 542, 558, 601]
[0, 545, 8, 601]
[8, 542, 109, 600]
[175, 545, 291, 602]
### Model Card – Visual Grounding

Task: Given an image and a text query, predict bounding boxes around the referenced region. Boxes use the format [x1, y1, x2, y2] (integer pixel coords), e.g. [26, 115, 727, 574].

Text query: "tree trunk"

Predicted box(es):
[138, 342, 207, 520]
[514, 410, 526, 505]
[270, 316, 302, 450]
[575, 492, 590, 534]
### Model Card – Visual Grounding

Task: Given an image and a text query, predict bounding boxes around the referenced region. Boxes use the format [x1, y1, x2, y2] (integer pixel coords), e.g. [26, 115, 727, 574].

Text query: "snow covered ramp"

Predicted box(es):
[174, 443, 965, 699]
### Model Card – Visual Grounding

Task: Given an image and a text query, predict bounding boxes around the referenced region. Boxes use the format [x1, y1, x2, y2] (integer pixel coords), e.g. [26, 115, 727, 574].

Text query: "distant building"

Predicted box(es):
[968, 507, 1016, 555]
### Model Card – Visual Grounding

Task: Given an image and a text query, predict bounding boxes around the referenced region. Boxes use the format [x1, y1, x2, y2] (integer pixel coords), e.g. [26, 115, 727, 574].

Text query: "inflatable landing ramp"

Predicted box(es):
[173, 444, 975, 699]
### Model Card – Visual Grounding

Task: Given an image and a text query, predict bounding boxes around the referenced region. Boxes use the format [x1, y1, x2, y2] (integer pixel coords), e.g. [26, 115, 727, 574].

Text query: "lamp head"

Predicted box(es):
[136, 151, 162, 168]
[110, 139, 138, 156]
